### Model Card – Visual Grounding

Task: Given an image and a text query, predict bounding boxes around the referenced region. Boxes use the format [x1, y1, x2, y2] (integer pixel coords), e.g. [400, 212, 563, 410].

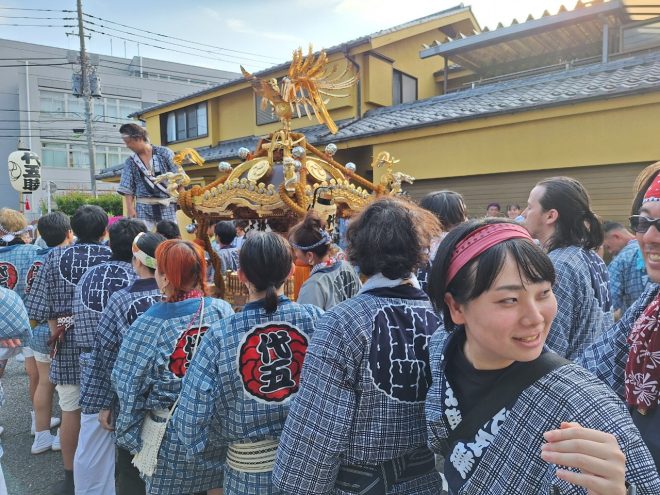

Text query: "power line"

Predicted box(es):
[0, 23, 75, 28]
[0, 109, 133, 121]
[0, 62, 74, 67]
[84, 26, 267, 68]
[82, 18, 272, 67]
[0, 7, 74, 12]
[82, 12, 281, 63]
[0, 15, 75, 20]
[0, 57, 69, 61]
[97, 61, 235, 83]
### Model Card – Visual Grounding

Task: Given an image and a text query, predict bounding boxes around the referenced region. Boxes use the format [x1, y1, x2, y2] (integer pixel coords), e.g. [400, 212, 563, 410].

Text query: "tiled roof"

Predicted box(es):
[97, 51, 660, 180]
[327, 51, 660, 141]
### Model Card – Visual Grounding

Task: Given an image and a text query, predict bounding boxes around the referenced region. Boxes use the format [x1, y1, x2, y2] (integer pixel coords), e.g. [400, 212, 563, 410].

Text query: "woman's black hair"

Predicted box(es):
[108, 218, 148, 262]
[419, 190, 466, 230]
[155, 220, 181, 239]
[214, 221, 237, 246]
[71, 205, 108, 243]
[428, 218, 556, 331]
[37, 211, 71, 247]
[239, 232, 292, 313]
[536, 176, 603, 251]
[134, 232, 166, 273]
[288, 211, 330, 258]
[347, 197, 441, 279]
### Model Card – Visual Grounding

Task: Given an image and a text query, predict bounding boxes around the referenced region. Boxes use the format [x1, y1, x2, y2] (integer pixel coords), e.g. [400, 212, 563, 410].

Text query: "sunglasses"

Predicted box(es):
[629, 215, 660, 233]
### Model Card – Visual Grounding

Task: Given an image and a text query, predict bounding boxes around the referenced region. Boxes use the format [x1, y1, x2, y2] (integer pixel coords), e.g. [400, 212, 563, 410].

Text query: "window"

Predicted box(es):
[621, 20, 660, 52]
[161, 102, 208, 143]
[67, 95, 85, 116]
[118, 99, 142, 118]
[40, 91, 65, 116]
[105, 98, 119, 119]
[70, 144, 89, 168]
[256, 95, 279, 125]
[41, 142, 68, 168]
[392, 70, 417, 105]
[41, 142, 131, 169]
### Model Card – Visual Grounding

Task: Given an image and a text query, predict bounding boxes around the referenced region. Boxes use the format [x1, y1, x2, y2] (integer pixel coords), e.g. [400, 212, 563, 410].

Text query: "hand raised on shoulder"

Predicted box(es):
[542, 422, 626, 495]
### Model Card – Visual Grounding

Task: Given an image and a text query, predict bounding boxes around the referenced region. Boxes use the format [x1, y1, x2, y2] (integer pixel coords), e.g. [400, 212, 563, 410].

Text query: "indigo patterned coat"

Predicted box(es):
[113, 296, 234, 495]
[427, 328, 660, 494]
[272, 284, 443, 494]
[173, 296, 322, 494]
[84, 278, 161, 415]
[73, 260, 136, 414]
[24, 243, 111, 384]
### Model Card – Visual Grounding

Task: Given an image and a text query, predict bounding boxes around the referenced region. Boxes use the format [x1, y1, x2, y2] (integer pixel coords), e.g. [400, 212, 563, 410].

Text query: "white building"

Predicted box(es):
[1, 38, 237, 217]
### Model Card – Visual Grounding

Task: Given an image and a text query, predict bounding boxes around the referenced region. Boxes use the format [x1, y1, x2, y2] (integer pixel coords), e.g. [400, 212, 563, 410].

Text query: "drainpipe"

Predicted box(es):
[343, 45, 362, 119]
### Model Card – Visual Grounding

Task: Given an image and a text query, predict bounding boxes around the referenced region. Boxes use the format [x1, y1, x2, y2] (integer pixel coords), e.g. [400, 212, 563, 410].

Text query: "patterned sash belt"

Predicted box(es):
[136, 197, 175, 206]
[335, 446, 436, 494]
[225, 439, 280, 473]
[47, 315, 74, 358]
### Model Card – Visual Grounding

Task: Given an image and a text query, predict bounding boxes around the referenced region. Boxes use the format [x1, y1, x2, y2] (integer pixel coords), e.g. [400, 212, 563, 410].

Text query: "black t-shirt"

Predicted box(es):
[445, 332, 521, 414]
[443, 331, 527, 493]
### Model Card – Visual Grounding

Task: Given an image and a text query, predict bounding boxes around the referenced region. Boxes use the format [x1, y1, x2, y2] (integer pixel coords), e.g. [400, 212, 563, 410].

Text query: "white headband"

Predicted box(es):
[0, 224, 34, 243]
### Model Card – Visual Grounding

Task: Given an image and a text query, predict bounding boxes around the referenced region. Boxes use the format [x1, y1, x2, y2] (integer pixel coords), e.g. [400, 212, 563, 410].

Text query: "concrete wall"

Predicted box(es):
[0, 38, 237, 220]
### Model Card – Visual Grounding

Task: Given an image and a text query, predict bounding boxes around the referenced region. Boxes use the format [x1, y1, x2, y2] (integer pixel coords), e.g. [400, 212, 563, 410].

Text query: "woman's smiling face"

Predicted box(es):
[445, 253, 557, 370]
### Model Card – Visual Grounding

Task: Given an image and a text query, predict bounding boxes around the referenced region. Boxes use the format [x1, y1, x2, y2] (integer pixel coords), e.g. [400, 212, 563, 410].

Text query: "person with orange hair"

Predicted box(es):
[112, 239, 233, 495]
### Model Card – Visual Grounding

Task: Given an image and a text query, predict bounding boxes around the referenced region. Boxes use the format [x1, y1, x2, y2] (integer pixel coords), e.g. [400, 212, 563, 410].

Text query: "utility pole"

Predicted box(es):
[77, 0, 97, 197]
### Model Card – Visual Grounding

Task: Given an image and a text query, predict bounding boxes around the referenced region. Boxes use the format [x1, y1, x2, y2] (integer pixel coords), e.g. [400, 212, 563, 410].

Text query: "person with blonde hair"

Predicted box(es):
[0, 208, 60, 444]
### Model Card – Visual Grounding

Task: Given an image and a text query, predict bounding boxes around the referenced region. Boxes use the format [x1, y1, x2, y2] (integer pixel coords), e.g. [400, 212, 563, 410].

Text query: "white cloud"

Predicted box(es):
[225, 17, 304, 44]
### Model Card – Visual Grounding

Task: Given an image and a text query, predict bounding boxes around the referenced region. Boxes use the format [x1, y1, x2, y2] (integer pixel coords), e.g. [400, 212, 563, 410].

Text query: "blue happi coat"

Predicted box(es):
[578, 283, 660, 471]
[547, 246, 614, 359]
[85, 278, 161, 416]
[0, 243, 40, 301]
[0, 287, 31, 458]
[25, 243, 111, 384]
[273, 279, 443, 495]
[74, 260, 136, 414]
[113, 296, 234, 495]
[117, 146, 178, 224]
[297, 260, 361, 311]
[173, 296, 322, 494]
[427, 328, 660, 494]
[22, 246, 51, 353]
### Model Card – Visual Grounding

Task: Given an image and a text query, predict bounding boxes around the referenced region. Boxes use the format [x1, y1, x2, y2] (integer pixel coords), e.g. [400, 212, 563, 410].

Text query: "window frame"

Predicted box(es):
[161, 102, 209, 144]
[392, 69, 418, 105]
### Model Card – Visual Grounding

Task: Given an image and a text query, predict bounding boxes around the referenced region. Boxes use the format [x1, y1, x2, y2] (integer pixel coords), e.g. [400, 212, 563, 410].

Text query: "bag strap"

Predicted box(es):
[446, 351, 571, 449]
[163, 297, 206, 424]
[131, 154, 170, 196]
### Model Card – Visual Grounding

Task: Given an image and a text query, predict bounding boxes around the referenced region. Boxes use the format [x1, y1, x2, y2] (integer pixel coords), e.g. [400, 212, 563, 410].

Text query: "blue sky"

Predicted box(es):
[1, 0, 570, 72]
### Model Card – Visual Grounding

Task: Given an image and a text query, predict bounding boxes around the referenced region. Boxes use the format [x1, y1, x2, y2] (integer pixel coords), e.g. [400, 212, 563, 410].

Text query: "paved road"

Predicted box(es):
[0, 358, 62, 495]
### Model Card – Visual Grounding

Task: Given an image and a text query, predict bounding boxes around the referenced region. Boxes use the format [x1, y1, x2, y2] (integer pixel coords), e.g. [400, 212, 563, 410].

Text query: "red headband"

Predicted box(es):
[644, 174, 660, 203]
[446, 223, 534, 284]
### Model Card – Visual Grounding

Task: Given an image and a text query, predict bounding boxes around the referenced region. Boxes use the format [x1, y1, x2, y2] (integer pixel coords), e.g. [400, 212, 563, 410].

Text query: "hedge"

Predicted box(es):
[42, 192, 123, 216]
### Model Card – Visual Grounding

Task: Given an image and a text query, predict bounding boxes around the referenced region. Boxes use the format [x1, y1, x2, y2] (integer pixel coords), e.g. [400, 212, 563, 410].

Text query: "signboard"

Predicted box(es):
[8, 150, 41, 193]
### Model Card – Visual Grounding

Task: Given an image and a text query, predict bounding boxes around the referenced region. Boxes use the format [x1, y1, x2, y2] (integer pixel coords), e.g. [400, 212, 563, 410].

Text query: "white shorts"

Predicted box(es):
[22, 346, 34, 358]
[56, 384, 80, 412]
[74, 413, 116, 495]
[33, 350, 51, 364]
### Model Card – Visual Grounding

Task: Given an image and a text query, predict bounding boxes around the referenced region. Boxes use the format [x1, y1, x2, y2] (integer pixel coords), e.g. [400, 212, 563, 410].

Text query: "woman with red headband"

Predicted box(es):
[112, 239, 234, 495]
[580, 161, 660, 471]
[426, 218, 659, 494]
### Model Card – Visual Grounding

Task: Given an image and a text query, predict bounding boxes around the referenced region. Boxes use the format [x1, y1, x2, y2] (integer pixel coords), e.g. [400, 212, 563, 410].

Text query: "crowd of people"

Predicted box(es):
[0, 162, 657, 494]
